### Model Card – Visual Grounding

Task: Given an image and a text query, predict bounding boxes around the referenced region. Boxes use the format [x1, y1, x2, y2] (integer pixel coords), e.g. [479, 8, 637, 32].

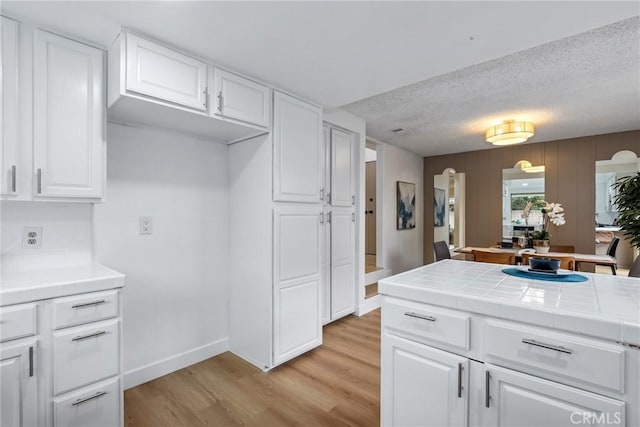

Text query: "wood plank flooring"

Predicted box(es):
[365, 255, 382, 274]
[125, 309, 381, 426]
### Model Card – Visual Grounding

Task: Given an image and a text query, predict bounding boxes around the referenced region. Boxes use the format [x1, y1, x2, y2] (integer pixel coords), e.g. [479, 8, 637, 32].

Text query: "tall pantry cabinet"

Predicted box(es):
[229, 91, 358, 370]
[229, 91, 324, 370]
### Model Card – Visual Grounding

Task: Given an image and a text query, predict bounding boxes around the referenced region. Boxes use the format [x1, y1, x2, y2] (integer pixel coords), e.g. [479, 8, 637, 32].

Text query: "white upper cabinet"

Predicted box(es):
[213, 68, 270, 128]
[1, 16, 19, 197]
[33, 29, 104, 199]
[273, 91, 322, 203]
[330, 128, 355, 207]
[125, 33, 207, 111]
[108, 32, 268, 143]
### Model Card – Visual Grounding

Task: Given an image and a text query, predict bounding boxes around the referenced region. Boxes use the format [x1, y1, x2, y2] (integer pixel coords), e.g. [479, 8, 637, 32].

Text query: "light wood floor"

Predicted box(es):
[365, 282, 378, 299]
[365, 254, 382, 274]
[124, 309, 381, 426]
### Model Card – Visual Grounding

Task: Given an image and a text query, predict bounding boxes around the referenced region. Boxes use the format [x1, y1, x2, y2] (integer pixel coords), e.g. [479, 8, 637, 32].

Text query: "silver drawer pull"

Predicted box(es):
[72, 331, 106, 342]
[72, 391, 107, 406]
[457, 363, 463, 398]
[71, 300, 106, 309]
[404, 312, 436, 322]
[522, 338, 573, 354]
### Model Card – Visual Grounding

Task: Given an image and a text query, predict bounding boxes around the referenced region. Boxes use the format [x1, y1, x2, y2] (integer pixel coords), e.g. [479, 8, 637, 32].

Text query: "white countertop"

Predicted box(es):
[379, 259, 640, 345]
[0, 263, 125, 306]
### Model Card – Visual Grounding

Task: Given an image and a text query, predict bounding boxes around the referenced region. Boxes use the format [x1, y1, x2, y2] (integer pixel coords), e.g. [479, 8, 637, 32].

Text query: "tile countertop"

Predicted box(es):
[0, 263, 125, 306]
[379, 259, 640, 346]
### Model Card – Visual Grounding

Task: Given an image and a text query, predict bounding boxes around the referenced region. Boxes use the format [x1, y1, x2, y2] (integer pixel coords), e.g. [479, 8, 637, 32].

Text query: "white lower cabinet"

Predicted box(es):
[381, 297, 632, 427]
[0, 289, 123, 427]
[382, 333, 468, 427]
[0, 339, 38, 427]
[483, 363, 625, 427]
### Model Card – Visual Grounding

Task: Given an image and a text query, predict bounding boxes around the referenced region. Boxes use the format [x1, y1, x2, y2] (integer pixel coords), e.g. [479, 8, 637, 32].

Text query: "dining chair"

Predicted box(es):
[550, 245, 575, 253]
[522, 254, 576, 271]
[434, 241, 451, 262]
[595, 237, 619, 275]
[471, 249, 515, 265]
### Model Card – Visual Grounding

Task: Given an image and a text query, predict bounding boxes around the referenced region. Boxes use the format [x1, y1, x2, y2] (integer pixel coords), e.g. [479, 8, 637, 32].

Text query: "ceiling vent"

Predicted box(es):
[390, 128, 411, 135]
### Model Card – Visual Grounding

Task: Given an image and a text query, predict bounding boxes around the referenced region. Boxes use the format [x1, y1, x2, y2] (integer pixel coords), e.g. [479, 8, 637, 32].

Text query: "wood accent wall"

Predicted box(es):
[423, 130, 640, 264]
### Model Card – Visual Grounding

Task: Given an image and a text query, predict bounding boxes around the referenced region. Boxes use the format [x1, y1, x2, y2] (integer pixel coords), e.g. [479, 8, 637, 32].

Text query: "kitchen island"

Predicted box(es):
[379, 259, 639, 427]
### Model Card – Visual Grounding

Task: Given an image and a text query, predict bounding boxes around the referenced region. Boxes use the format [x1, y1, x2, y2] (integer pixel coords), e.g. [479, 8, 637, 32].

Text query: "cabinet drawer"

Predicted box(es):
[53, 290, 119, 330]
[484, 319, 625, 393]
[0, 303, 37, 342]
[383, 298, 470, 350]
[53, 377, 120, 427]
[53, 319, 120, 395]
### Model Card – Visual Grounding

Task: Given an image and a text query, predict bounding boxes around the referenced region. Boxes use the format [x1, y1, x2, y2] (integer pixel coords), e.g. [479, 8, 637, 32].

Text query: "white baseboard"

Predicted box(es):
[123, 337, 229, 389]
[356, 294, 381, 316]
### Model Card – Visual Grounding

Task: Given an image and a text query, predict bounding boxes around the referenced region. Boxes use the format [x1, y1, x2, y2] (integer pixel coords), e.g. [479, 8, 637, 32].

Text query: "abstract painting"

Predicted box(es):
[397, 181, 416, 230]
[434, 187, 446, 227]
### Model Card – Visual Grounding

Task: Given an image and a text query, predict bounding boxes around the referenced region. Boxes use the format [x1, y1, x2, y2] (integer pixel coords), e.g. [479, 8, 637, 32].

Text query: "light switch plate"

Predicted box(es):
[139, 216, 153, 235]
[22, 227, 43, 249]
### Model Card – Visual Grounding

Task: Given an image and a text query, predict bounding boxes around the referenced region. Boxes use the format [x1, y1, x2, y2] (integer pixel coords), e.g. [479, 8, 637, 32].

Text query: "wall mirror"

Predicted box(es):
[595, 150, 639, 267]
[502, 161, 545, 239]
[433, 169, 465, 250]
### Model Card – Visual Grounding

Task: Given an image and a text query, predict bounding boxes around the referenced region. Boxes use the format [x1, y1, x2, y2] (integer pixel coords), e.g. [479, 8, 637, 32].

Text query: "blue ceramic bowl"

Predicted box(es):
[529, 257, 561, 272]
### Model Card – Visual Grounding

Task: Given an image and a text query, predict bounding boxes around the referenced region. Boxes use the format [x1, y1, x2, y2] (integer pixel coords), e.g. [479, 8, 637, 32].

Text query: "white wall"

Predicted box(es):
[1, 202, 93, 274]
[380, 143, 424, 275]
[93, 123, 229, 388]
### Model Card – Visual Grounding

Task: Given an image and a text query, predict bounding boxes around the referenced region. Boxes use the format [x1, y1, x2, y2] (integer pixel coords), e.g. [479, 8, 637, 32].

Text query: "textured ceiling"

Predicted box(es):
[342, 17, 640, 157]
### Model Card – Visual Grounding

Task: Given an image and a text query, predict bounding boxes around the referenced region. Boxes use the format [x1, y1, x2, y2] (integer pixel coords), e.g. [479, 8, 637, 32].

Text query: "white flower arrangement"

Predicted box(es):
[532, 201, 566, 240]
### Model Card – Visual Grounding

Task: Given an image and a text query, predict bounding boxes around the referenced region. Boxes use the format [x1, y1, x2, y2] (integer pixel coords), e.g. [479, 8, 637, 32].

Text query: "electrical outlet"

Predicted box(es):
[22, 227, 43, 249]
[139, 216, 153, 235]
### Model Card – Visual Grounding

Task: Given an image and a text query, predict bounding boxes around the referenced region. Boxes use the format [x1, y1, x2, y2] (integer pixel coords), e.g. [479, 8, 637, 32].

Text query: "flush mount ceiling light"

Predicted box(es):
[485, 120, 535, 145]
[514, 160, 545, 174]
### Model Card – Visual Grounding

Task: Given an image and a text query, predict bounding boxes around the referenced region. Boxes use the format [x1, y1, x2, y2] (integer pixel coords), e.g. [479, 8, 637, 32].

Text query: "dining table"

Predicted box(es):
[454, 246, 617, 270]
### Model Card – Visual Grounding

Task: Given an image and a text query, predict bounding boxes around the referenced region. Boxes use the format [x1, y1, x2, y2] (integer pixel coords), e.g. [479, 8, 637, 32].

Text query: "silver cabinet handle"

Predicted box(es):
[217, 91, 223, 113]
[327, 192, 331, 204]
[457, 363, 463, 398]
[404, 312, 436, 322]
[320, 187, 325, 201]
[319, 212, 324, 224]
[36, 168, 42, 194]
[72, 391, 107, 406]
[485, 371, 491, 408]
[72, 300, 106, 309]
[351, 212, 355, 222]
[203, 88, 208, 109]
[29, 346, 34, 377]
[522, 338, 573, 354]
[351, 194, 355, 205]
[327, 211, 332, 224]
[72, 330, 106, 342]
[11, 165, 16, 192]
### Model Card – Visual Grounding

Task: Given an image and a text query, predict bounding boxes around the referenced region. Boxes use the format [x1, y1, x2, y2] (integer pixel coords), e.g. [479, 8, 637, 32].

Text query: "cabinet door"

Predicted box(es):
[125, 33, 207, 111]
[33, 30, 104, 199]
[273, 91, 322, 203]
[321, 209, 330, 325]
[382, 333, 468, 427]
[1, 16, 19, 197]
[484, 363, 625, 427]
[213, 68, 270, 128]
[1, 340, 38, 427]
[329, 207, 355, 320]
[330, 128, 354, 207]
[273, 206, 322, 366]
